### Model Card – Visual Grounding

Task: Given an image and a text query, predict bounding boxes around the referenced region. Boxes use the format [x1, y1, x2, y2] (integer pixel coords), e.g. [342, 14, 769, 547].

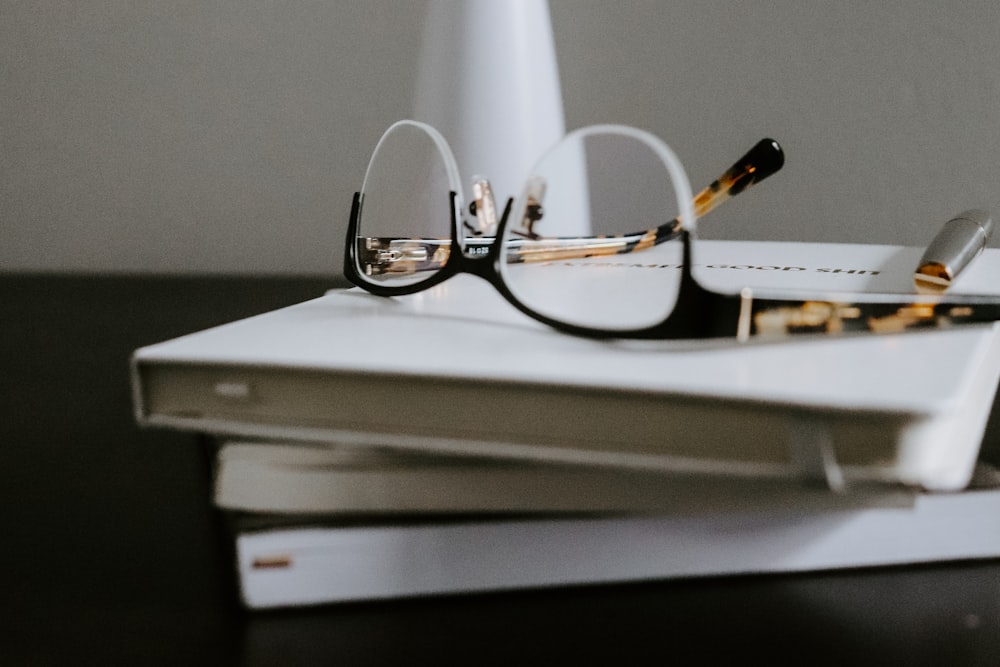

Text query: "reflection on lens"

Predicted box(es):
[354, 121, 460, 288]
[500, 127, 690, 331]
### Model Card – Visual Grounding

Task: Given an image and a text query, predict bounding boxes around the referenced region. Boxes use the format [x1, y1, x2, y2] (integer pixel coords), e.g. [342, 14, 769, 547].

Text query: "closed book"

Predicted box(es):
[132, 240, 1000, 491]
[230, 466, 1000, 608]
[212, 439, 915, 515]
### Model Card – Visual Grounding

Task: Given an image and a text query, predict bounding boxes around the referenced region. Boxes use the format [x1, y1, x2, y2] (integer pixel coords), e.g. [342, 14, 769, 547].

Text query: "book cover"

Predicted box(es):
[132, 240, 1000, 491]
[230, 465, 1000, 609]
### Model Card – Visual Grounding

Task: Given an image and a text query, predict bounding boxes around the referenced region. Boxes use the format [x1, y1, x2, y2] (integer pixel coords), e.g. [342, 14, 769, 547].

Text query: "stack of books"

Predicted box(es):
[131, 240, 1000, 609]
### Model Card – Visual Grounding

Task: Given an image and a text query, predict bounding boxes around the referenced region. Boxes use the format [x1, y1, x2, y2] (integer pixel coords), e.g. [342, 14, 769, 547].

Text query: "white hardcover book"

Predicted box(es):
[133, 240, 1000, 491]
[233, 467, 1000, 609]
[213, 440, 919, 515]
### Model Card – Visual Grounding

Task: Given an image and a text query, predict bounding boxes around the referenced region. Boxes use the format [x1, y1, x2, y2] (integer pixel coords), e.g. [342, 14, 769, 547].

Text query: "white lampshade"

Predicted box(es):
[413, 0, 567, 210]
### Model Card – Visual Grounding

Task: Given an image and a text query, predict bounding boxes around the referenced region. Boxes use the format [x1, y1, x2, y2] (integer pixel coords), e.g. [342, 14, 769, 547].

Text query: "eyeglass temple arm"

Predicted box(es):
[694, 139, 785, 221]
[737, 293, 1000, 340]
[647, 262, 1000, 343]
[604, 227, 1000, 341]
[508, 138, 785, 264]
[354, 138, 785, 275]
[676, 280, 1000, 341]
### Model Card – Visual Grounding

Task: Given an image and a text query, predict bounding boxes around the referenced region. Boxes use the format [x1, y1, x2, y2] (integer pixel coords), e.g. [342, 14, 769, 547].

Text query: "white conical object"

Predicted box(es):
[413, 0, 566, 210]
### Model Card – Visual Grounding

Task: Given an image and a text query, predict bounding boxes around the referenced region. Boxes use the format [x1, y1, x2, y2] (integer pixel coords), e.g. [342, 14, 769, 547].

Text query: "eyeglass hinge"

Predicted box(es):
[360, 238, 432, 275]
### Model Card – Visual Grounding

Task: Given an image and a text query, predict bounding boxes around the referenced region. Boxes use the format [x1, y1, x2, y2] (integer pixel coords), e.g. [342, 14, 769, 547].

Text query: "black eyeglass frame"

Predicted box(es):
[344, 129, 1000, 341]
[345, 188, 746, 339]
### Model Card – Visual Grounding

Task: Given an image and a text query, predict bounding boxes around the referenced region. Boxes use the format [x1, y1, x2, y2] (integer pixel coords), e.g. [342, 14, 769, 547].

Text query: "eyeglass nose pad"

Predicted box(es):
[520, 175, 547, 239]
[467, 177, 499, 238]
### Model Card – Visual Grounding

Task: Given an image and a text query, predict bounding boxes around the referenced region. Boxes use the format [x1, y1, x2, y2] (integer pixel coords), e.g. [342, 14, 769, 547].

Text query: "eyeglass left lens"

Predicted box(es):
[353, 121, 460, 288]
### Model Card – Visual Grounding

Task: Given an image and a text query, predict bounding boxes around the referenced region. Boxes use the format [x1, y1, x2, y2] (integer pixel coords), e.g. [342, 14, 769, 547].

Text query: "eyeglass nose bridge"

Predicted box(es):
[447, 188, 516, 283]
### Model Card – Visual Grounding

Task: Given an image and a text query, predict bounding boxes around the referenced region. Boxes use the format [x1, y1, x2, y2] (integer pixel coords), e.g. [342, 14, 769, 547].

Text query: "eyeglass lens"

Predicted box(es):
[354, 121, 691, 332]
[500, 129, 686, 331]
[356, 121, 458, 288]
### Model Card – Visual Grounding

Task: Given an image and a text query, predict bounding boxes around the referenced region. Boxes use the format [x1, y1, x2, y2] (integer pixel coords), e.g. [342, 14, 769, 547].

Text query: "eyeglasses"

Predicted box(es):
[345, 119, 1000, 341]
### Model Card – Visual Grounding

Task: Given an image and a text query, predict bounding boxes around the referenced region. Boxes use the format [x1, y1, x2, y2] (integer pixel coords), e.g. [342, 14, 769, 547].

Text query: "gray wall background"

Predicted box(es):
[3, 1, 999, 276]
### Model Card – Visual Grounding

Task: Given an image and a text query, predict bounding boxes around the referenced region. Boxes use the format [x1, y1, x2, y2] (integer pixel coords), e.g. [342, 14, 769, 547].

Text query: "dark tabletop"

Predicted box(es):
[2, 273, 999, 666]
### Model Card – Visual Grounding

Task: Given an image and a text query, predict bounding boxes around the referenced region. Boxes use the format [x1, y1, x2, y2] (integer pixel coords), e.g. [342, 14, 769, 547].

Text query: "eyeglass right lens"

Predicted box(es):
[499, 127, 690, 332]
[354, 121, 459, 288]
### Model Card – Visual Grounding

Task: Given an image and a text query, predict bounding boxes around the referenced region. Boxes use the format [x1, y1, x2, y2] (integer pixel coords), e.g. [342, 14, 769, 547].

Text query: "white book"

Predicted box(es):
[132, 240, 1000, 491]
[212, 439, 917, 515]
[233, 466, 1000, 609]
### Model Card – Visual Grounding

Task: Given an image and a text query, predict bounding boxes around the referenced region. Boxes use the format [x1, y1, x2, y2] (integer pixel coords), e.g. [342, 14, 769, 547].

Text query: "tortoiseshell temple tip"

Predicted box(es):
[747, 138, 785, 180]
[726, 138, 785, 196]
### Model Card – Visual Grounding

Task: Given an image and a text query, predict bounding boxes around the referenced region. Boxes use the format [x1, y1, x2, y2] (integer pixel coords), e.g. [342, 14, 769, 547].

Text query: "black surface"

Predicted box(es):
[2, 274, 999, 665]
